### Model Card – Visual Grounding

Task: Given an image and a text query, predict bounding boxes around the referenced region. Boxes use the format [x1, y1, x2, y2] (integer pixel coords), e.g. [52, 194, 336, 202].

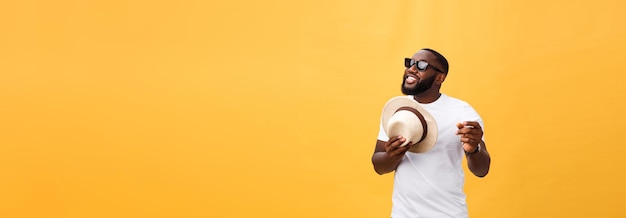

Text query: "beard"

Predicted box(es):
[401, 74, 436, 95]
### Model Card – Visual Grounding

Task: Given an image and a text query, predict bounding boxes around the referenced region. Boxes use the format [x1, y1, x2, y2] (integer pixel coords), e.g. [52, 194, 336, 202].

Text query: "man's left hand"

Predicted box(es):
[456, 121, 483, 153]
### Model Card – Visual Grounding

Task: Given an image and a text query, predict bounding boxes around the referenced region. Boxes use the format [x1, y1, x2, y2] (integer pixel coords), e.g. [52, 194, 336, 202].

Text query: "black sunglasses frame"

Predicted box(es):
[404, 58, 443, 73]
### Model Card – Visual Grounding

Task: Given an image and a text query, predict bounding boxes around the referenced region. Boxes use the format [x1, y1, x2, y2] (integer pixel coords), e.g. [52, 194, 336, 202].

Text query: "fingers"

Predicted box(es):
[386, 136, 406, 150]
[385, 136, 410, 158]
[456, 121, 481, 130]
[459, 135, 480, 146]
[387, 135, 404, 144]
[457, 121, 483, 147]
[456, 121, 482, 135]
[462, 121, 481, 129]
[389, 144, 410, 157]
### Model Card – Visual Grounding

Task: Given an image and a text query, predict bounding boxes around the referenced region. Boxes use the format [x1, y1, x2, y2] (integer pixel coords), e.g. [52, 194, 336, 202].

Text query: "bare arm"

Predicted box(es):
[371, 136, 411, 175]
[466, 140, 490, 177]
[457, 121, 491, 177]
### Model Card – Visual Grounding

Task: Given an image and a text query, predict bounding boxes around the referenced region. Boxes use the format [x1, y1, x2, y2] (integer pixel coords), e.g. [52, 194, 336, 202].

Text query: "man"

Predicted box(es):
[372, 48, 491, 217]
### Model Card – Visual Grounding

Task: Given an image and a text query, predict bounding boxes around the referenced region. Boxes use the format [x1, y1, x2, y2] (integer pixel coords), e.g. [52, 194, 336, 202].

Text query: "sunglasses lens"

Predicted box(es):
[417, 61, 428, 71]
[405, 59, 430, 71]
[404, 58, 412, 68]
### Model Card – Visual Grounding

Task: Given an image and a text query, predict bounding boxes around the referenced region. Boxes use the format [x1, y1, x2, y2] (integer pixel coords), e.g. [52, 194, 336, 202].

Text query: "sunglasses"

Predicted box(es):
[404, 58, 443, 73]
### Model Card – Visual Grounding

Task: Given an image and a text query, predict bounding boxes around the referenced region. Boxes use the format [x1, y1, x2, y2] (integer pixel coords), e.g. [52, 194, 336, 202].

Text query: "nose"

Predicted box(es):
[406, 64, 418, 73]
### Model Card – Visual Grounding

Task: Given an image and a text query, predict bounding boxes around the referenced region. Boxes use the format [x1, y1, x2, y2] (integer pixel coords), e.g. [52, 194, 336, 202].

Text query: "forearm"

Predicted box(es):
[372, 152, 403, 175]
[467, 142, 490, 177]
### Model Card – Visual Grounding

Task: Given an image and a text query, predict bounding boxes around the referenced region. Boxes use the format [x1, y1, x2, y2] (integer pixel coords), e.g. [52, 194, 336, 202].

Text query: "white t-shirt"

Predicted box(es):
[378, 94, 484, 218]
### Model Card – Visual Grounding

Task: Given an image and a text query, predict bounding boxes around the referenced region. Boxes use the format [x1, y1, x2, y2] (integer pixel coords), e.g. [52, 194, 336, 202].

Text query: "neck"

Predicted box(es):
[412, 91, 441, 104]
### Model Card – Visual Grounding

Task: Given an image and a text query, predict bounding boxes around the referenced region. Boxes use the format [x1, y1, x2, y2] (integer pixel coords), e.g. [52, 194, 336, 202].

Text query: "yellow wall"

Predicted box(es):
[2, 1, 626, 217]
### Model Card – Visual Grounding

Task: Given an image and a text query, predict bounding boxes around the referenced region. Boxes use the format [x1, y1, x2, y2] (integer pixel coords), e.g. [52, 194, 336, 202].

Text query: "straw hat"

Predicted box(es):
[381, 96, 438, 153]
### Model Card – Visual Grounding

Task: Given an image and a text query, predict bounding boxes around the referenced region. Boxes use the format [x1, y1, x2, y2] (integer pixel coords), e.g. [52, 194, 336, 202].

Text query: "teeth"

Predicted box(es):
[406, 77, 416, 82]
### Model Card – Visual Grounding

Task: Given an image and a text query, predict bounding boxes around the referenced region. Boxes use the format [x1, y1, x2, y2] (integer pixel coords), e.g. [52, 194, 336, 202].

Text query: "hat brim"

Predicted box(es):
[381, 96, 438, 153]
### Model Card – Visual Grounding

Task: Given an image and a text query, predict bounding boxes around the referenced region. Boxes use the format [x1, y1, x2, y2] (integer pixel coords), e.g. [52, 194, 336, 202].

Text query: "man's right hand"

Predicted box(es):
[385, 136, 412, 159]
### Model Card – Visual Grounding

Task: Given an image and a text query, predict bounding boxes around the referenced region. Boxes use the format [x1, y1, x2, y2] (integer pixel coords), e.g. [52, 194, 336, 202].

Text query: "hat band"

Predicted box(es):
[396, 106, 428, 143]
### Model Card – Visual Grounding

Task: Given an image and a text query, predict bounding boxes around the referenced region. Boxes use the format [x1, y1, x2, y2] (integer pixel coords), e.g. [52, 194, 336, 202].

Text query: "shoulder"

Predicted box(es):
[438, 94, 473, 108]
[439, 94, 481, 117]
[441, 94, 482, 120]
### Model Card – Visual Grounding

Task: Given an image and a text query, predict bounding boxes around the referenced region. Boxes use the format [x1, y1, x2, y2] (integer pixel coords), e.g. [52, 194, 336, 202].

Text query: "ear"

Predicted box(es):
[435, 73, 446, 85]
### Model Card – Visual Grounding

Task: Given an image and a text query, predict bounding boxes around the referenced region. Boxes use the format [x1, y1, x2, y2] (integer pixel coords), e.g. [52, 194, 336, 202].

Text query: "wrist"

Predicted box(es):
[465, 144, 481, 155]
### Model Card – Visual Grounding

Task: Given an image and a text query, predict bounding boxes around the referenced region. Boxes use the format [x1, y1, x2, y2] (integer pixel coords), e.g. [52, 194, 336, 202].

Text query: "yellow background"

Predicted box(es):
[2, 1, 626, 217]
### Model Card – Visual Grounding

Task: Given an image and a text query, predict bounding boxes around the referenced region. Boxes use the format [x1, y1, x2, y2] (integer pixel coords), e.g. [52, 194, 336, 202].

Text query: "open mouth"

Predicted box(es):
[405, 75, 417, 84]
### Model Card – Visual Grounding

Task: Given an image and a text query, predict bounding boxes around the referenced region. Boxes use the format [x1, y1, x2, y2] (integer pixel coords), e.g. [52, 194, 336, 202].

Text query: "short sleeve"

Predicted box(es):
[377, 119, 389, 141]
[462, 104, 486, 142]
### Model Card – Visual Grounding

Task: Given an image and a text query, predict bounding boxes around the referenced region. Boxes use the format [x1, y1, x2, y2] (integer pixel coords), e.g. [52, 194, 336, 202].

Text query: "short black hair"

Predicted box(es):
[422, 48, 449, 74]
